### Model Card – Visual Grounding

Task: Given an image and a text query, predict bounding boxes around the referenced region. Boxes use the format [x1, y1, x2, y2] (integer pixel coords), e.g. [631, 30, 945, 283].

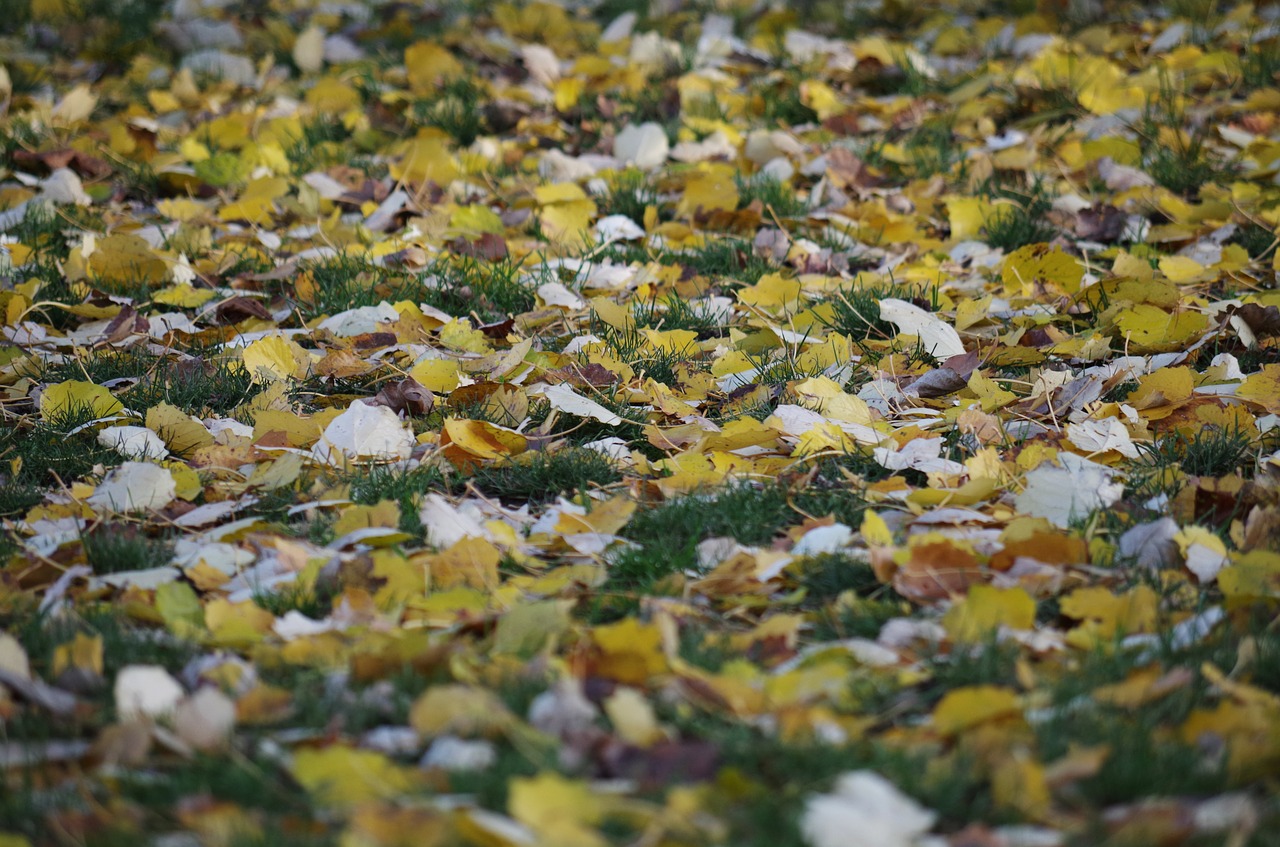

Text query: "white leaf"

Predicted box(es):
[419, 493, 491, 549]
[1015, 453, 1123, 528]
[537, 282, 586, 310]
[311, 402, 415, 465]
[601, 11, 637, 42]
[420, 735, 497, 771]
[802, 771, 937, 847]
[292, 24, 325, 74]
[1065, 418, 1141, 458]
[52, 85, 97, 125]
[88, 462, 178, 513]
[877, 299, 966, 359]
[873, 437, 966, 475]
[539, 383, 622, 426]
[595, 214, 646, 243]
[172, 686, 236, 750]
[40, 168, 92, 206]
[115, 665, 185, 721]
[97, 425, 170, 460]
[792, 524, 854, 556]
[317, 302, 400, 337]
[613, 121, 669, 170]
[520, 44, 561, 86]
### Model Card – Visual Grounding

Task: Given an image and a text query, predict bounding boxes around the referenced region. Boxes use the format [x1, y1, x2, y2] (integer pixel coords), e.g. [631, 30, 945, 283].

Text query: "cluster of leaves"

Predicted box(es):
[3, 1, 1280, 846]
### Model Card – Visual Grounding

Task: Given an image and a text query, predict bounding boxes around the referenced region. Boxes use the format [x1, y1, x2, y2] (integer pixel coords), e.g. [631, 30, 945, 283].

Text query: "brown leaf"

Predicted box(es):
[101, 305, 147, 345]
[825, 146, 882, 191]
[545, 362, 619, 389]
[478, 317, 516, 339]
[903, 367, 968, 398]
[1074, 204, 1128, 242]
[370, 378, 436, 417]
[1230, 303, 1280, 339]
[352, 331, 398, 350]
[449, 232, 509, 261]
[214, 296, 273, 324]
[12, 147, 111, 179]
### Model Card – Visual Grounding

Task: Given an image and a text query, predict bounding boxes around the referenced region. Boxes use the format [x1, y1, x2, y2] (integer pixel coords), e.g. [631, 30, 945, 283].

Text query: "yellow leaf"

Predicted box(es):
[292, 745, 421, 807]
[536, 182, 597, 247]
[493, 600, 573, 658]
[450, 204, 505, 236]
[678, 163, 739, 218]
[554, 77, 585, 113]
[1218, 550, 1280, 601]
[405, 42, 464, 92]
[947, 196, 991, 241]
[737, 272, 804, 315]
[438, 319, 492, 353]
[51, 84, 97, 125]
[153, 284, 217, 307]
[90, 233, 168, 287]
[860, 510, 893, 546]
[639, 327, 697, 354]
[991, 753, 1051, 819]
[1238, 364, 1280, 414]
[932, 685, 1021, 736]
[408, 358, 461, 393]
[51, 632, 103, 678]
[968, 370, 1016, 412]
[409, 684, 513, 738]
[391, 136, 459, 188]
[146, 403, 214, 456]
[1060, 585, 1158, 640]
[241, 335, 312, 382]
[442, 418, 527, 461]
[1001, 244, 1085, 295]
[604, 687, 663, 746]
[40, 380, 124, 421]
[509, 773, 607, 847]
[204, 599, 275, 646]
[156, 582, 205, 637]
[1113, 305, 1209, 353]
[592, 618, 667, 685]
[1128, 366, 1194, 412]
[943, 585, 1036, 643]
[427, 536, 501, 590]
[305, 77, 361, 113]
[1159, 254, 1213, 284]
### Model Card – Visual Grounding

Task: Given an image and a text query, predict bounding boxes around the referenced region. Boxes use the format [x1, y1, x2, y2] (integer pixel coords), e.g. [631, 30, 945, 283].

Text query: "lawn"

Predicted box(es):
[2, 0, 1280, 845]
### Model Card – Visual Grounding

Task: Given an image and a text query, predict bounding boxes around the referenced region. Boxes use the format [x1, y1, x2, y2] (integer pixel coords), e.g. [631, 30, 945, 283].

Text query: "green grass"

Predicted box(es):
[82, 524, 174, 574]
[38, 350, 258, 417]
[603, 483, 798, 599]
[820, 284, 913, 341]
[1136, 425, 1257, 480]
[410, 78, 488, 146]
[421, 254, 538, 322]
[252, 580, 336, 619]
[979, 176, 1057, 250]
[0, 404, 125, 513]
[1240, 34, 1280, 90]
[1230, 221, 1278, 261]
[736, 173, 809, 218]
[797, 553, 883, 601]
[672, 237, 775, 286]
[299, 254, 420, 319]
[599, 168, 662, 223]
[468, 448, 622, 505]
[287, 117, 352, 173]
[631, 294, 726, 337]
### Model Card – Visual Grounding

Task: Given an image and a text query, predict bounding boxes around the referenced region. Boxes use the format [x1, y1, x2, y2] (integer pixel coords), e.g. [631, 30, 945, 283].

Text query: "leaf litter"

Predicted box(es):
[2, 0, 1280, 845]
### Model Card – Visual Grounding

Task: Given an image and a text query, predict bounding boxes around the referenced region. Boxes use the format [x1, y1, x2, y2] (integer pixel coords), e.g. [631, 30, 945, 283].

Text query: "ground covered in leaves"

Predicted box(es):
[3, 0, 1280, 845]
